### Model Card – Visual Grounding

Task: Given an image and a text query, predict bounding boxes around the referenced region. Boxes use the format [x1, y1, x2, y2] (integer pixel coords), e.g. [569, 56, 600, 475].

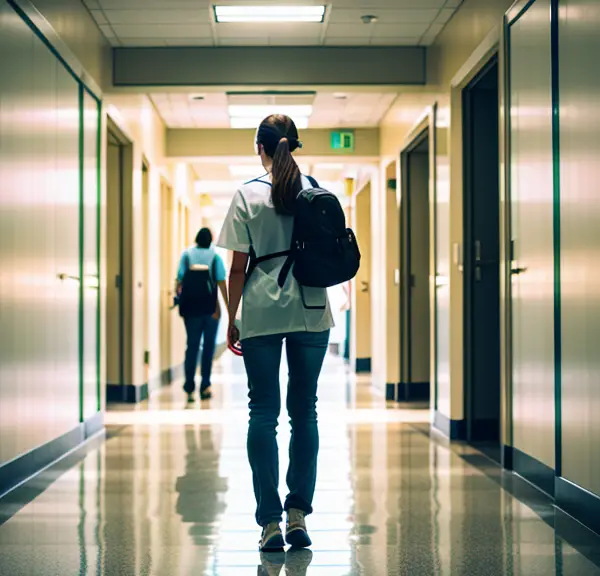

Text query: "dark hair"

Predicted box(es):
[195, 227, 213, 248]
[256, 114, 303, 216]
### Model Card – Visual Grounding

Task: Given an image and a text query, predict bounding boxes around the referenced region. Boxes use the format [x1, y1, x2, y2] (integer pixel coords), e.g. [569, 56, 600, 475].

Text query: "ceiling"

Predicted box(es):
[150, 91, 397, 128]
[83, 0, 462, 48]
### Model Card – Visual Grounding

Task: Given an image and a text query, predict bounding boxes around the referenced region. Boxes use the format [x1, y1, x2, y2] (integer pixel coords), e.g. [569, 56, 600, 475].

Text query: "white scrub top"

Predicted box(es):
[217, 174, 334, 341]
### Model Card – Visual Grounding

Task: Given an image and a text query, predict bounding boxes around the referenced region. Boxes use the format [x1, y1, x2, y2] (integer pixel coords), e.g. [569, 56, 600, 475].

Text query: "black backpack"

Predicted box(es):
[247, 176, 361, 291]
[178, 252, 218, 318]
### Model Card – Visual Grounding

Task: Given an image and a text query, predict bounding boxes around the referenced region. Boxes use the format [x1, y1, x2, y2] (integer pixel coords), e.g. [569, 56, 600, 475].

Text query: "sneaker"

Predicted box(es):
[186, 393, 195, 403]
[200, 386, 212, 400]
[285, 509, 312, 548]
[259, 522, 285, 551]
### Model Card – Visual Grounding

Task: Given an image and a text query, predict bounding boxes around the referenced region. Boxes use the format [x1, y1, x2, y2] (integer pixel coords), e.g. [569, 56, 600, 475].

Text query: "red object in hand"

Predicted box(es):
[228, 341, 243, 356]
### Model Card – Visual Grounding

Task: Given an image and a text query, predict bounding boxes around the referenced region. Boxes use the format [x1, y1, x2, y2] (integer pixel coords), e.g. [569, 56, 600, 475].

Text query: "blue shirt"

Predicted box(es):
[177, 246, 226, 283]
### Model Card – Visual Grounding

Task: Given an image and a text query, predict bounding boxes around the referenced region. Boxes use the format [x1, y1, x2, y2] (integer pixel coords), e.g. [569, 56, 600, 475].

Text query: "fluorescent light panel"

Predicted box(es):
[228, 104, 312, 129]
[214, 5, 326, 23]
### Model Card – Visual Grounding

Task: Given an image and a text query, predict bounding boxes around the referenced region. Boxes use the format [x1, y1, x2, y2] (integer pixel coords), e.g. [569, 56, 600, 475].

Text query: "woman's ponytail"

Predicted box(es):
[255, 115, 302, 216]
[271, 137, 301, 216]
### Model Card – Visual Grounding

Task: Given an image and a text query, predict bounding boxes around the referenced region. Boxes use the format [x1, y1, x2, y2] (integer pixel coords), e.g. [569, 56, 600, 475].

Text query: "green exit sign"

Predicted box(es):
[331, 130, 355, 152]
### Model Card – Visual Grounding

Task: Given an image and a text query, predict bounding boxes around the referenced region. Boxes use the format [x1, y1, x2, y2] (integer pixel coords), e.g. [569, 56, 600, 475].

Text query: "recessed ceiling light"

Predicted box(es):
[361, 14, 378, 24]
[214, 5, 326, 23]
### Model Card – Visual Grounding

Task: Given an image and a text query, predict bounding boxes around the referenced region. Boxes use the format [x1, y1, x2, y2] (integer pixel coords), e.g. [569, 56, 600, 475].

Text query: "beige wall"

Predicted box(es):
[167, 128, 380, 158]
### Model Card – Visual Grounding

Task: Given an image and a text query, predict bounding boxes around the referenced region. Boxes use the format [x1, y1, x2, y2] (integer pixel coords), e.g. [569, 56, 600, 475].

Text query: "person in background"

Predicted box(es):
[177, 227, 228, 402]
[218, 115, 333, 551]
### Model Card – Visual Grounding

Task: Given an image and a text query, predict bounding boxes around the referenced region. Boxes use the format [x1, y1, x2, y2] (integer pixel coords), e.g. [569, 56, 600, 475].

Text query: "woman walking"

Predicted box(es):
[218, 114, 333, 551]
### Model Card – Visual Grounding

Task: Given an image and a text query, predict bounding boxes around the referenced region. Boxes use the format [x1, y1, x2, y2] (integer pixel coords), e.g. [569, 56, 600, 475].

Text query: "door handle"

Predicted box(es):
[511, 266, 528, 275]
[360, 281, 369, 293]
[57, 273, 80, 282]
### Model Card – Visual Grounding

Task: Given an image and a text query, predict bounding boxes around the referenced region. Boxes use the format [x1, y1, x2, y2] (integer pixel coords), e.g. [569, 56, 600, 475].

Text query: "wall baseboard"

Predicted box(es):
[502, 444, 514, 470]
[512, 447, 555, 498]
[108, 362, 184, 404]
[556, 477, 600, 537]
[433, 410, 466, 440]
[0, 412, 104, 500]
[106, 382, 149, 403]
[355, 357, 371, 373]
[385, 383, 396, 401]
[396, 381, 430, 402]
[470, 418, 501, 442]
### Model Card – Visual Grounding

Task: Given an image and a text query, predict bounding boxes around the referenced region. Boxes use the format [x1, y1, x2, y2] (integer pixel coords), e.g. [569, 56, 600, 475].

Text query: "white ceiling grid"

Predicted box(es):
[83, 0, 462, 48]
[149, 91, 398, 129]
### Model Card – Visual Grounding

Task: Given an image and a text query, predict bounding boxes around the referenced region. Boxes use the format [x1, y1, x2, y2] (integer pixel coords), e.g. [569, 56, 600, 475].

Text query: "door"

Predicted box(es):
[400, 133, 431, 401]
[508, 0, 555, 475]
[463, 59, 501, 448]
[160, 181, 174, 379]
[81, 89, 101, 420]
[106, 131, 123, 389]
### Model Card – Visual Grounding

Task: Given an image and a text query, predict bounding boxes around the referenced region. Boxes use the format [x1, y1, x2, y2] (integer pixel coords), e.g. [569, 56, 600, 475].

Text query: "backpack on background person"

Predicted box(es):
[178, 252, 218, 318]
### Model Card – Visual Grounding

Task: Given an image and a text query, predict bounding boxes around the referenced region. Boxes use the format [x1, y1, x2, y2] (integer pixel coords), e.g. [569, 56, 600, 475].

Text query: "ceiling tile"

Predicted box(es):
[103, 9, 211, 25]
[330, 0, 445, 8]
[217, 37, 268, 46]
[98, 24, 116, 38]
[99, 0, 205, 7]
[83, 0, 101, 9]
[328, 9, 440, 24]
[444, 0, 464, 7]
[89, 10, 108, 25]
[370, 37, 421, 45]
[324, 37, 369, 45]
[268, 37, 320, 46]
[372, 22, 429, 37]
[164, 37, 214, 46]
[434, 7, 458, 24]
[325, 23, 372, 38]
[118, 38, 167, 46]
[216, 22, 323, 38]
[111, 24, 212, 38]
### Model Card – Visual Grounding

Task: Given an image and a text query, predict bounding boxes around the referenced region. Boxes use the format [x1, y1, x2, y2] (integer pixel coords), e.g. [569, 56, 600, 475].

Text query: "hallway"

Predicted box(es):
[0, 356, 599, 575]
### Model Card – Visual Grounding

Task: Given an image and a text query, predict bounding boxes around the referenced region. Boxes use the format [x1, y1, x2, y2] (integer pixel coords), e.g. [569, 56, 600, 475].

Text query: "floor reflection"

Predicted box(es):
[0, 354, 599, 575]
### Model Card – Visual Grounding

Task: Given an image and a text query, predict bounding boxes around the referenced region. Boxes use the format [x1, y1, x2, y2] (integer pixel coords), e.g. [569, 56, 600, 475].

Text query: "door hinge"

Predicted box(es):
[115, 274, 122, 288]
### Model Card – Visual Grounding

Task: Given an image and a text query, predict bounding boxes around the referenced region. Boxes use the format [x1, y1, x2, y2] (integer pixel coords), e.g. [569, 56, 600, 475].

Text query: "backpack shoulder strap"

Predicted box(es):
[306, 175, 319, 188]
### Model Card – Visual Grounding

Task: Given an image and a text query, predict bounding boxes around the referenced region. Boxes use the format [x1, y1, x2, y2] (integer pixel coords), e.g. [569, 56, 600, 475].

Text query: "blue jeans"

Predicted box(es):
[184, 315, 219, 393]
[242, 330, 330, 527]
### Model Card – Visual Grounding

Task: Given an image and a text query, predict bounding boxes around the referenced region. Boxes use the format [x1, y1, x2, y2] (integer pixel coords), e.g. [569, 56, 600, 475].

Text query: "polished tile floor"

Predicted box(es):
[1, 354, 600, 575]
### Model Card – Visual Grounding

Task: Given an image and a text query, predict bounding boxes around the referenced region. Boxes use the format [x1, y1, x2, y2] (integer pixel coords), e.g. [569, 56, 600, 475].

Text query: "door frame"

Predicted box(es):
[462, 54, 500, 443]
[106, 116, 133, 400]
[447, 23, 508, 447]
[159, 176, 174, 381]
[398, 107, 437, 403]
